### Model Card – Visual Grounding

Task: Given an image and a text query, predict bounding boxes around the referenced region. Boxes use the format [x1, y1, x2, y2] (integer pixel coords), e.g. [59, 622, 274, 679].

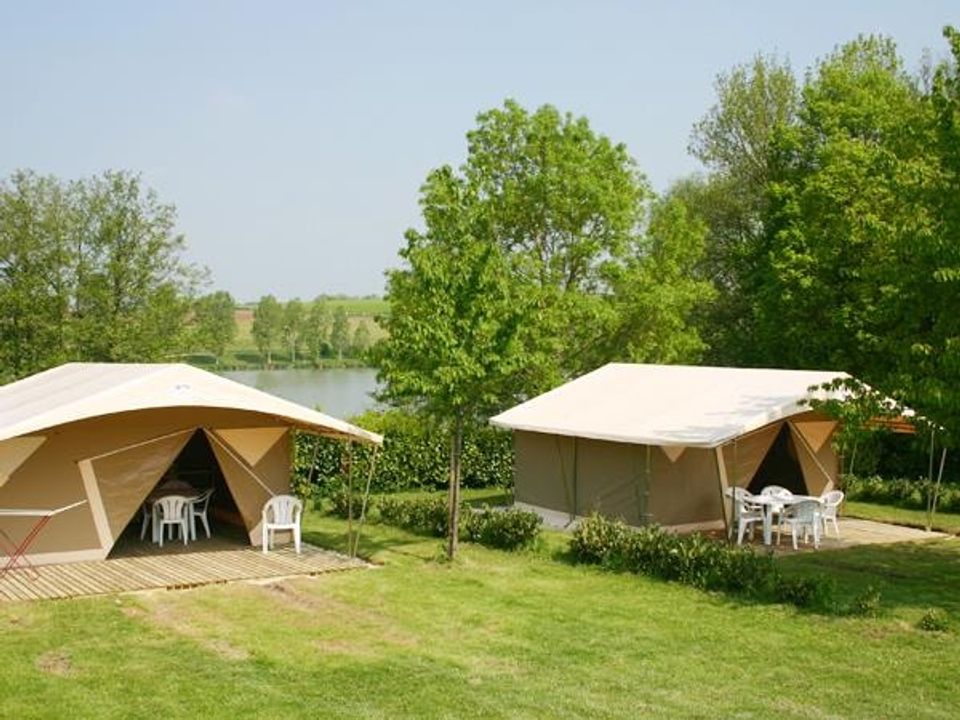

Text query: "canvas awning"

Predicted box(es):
[0, 363, 383, 446]
[490, 363, 848, 448]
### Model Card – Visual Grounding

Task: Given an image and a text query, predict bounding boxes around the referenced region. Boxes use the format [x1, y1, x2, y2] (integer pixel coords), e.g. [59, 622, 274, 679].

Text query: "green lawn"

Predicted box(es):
[1, 509, 959, 718]
[844, 500, 960, 534]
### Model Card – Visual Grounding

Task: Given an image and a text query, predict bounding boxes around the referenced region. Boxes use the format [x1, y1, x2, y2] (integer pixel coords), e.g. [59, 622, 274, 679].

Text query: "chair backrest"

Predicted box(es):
[191, 488, 214, 512]
[821, 490, 844, 507]
[785, 499, 821, 523]
[730, 487, 760, 517]
[761, 485, 793, 499]
[263, 494, 302, 525]
[155, 495, 189, 521]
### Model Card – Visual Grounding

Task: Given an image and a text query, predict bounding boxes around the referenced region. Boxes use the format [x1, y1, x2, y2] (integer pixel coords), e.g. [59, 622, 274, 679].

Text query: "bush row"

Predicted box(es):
[570, 513, 881, 614]
[293, 410, 514, 497]
[329, 493, 541, 551]
[844, 475, 960, 514]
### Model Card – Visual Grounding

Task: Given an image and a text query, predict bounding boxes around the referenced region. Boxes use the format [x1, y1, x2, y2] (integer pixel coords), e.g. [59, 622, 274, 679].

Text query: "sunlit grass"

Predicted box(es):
[2, 505, 959, 718]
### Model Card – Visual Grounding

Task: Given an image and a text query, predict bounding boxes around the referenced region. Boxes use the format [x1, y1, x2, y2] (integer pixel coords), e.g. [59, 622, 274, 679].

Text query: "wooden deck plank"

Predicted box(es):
[0, 541, 364, 602]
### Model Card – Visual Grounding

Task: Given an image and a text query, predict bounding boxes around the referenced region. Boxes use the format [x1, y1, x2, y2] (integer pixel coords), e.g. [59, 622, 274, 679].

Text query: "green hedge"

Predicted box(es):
[571, 514, 842, 611]
[293, 410, 513, 497]
[328, 494, 541, 551]
[844, 475, 960, 513]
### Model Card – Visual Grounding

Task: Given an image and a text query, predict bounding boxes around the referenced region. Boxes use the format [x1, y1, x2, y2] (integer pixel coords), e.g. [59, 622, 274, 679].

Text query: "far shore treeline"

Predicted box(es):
[2, 27, 960, 486]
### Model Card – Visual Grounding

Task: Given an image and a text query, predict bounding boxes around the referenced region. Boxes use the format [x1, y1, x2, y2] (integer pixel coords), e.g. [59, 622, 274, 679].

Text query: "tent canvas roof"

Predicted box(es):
[490, 363, 847, 448]
[0, 363, 382, 445]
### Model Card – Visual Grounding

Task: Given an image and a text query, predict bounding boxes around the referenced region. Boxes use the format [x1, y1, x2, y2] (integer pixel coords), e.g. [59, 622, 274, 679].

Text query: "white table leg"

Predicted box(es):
[763, 504, 773, 545]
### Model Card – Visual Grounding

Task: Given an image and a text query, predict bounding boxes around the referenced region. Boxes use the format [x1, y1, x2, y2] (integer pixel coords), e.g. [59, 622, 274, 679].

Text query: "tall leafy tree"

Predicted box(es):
[302, 297, 331, 364]
[252, 294, 283, 367]
[352, 320, 372, 356]
[375, 166, 535, 559]
[686, 54, 799, 364]
[192, 290, 237, 366]
[282, 298, 305, 364]
[0, 170, 199, 379]
[594, 194, 715, 365]
[462, 100, 649, 380]
[330, 306, 350, 360]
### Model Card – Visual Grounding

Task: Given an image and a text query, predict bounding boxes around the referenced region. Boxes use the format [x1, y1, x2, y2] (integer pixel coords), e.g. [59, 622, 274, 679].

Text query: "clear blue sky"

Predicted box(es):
[1, 1, 956, 301]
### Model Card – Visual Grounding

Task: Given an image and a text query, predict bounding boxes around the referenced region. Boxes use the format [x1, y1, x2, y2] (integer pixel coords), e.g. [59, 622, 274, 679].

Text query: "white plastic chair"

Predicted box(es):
[139, 503, 152, 540]
[820, 490, 844, 538]
[760, 486, 793, 534]
[153, 495, 191, 547]
[188, 488, 214, 541]
[730, 487, 764, 545]
[777, 499, 823, 550]
[261, 495, 303, 554]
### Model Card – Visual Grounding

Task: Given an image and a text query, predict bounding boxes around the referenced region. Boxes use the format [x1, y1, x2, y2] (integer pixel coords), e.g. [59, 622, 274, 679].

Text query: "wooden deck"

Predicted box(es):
[0, 538, 366, 602]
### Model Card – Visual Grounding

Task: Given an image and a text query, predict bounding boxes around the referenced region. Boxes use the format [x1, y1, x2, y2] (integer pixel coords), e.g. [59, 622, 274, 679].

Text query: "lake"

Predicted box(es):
[221, 368, 380, 419]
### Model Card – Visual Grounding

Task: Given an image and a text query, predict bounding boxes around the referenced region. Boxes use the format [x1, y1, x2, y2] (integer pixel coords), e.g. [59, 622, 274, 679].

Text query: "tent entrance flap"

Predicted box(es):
[746, 424, 807, 495]
[106, 430, 245, 555]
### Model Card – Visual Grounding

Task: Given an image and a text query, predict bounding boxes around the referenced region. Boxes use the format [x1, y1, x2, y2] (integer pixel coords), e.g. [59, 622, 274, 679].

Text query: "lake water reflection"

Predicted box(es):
[221, 367, 380, 419]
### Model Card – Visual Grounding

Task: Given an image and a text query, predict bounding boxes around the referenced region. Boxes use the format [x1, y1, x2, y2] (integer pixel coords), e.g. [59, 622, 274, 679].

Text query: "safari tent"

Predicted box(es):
[490, 363, 845, 531]
[0, 363, 381, 566]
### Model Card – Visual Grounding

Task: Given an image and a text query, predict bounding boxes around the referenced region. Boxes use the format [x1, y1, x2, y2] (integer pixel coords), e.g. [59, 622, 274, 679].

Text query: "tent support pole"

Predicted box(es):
[714, 446, 731, 541]
[344, 441, 354, 554]
[573, 438, 579, 521]
[351, 445, 379, 557]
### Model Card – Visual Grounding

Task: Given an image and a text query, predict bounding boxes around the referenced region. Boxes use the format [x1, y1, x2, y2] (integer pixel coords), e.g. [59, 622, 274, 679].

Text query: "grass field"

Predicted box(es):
[2, 503, 959, 719]
[844, 500, 960, 535]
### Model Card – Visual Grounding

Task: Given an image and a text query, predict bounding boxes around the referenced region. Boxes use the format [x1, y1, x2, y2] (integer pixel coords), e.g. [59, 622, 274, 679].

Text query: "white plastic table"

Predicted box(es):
[0, 500, 88, 577]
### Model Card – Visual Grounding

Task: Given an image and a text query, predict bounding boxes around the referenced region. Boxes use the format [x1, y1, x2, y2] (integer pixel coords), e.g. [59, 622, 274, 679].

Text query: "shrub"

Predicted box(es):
[849, 585, 883, 618]
[327, 485, 377, 520]
[844, 474, 960, 513]
[917, 608, 950, 632]
[378, 495, 451, 536]
[573, 514, 784, 600]
[571, 513, 631, 566]
[463, 506, 542, 550]
[774, 576, 835, 610]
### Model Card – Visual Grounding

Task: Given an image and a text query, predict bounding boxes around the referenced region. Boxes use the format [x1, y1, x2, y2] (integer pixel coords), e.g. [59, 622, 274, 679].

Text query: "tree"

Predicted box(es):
[302, 297, 331, 363]
[252, 295, 283, 367]
[352, 320, 372, 357]
[192, 291, 237, 366]
[0, 170, 199, 380]
[593, 194, 715, 365]
[330, 306, 350, 360]
[462, 100, 649, 380]
[375, 165, 536, 559]
[282, 298, 305, 364]
[686, 54, 800, 365]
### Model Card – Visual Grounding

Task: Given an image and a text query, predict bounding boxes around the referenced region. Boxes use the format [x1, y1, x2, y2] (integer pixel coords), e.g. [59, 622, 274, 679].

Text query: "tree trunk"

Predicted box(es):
[446, 416, 463, 560]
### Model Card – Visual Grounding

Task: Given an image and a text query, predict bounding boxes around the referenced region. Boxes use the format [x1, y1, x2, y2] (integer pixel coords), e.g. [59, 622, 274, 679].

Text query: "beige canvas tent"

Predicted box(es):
[490, 363, 846, 531]
[0, 363, 382, 566]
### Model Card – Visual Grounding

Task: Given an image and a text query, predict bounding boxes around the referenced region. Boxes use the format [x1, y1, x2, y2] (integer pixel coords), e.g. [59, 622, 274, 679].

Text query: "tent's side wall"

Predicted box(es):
[574, 438, 647, 526]
[513, 431, 724, 528]
[646, 447, 721, 528]
[513, 431, 575, 518]
[0, 407, 295, 566]
[513, 411, 840, 531]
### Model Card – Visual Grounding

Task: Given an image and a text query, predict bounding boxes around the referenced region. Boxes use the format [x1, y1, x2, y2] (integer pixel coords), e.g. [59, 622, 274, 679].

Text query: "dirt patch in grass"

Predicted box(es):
[135, 598, 251, 662]
[259, 580, 420, 653]
[36, 650, 72, 676]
